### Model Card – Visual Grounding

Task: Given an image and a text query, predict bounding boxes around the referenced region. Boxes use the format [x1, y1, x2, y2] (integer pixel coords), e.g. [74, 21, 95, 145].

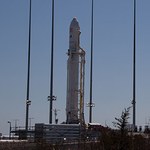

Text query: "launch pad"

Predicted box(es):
[10, 18, 88, 143]
[34, 18, 87, 143]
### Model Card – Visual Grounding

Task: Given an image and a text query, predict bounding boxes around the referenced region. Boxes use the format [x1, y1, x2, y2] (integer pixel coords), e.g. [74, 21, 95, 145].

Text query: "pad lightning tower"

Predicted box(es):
[66, 18, 85, 124]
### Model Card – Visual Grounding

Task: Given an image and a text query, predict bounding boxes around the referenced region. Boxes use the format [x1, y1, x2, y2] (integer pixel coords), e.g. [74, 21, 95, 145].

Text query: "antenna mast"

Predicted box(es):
[89, 0, 94, 123]
[25, 0, 32, 134]
[48, 0, 56, 124]
[132, 0, 136, 129]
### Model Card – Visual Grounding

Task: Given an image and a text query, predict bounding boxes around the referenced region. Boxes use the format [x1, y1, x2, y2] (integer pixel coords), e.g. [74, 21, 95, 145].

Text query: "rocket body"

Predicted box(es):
[66, 18, 80, 124]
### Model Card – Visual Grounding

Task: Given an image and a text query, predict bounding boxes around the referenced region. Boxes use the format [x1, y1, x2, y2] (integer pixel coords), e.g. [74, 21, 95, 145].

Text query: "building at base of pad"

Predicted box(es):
[35, 124, 83, 143]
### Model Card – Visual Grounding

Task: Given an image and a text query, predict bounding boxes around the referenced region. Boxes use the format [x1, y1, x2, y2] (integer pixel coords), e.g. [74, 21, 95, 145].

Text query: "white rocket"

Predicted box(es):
[66, 18, 85, 124]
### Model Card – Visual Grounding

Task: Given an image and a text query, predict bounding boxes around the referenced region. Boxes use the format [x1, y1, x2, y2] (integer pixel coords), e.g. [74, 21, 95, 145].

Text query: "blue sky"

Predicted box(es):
[0, 0, 150, 135]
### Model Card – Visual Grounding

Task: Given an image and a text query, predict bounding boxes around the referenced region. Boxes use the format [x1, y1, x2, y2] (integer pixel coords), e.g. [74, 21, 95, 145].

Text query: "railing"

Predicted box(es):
[11, 126, 35, 132]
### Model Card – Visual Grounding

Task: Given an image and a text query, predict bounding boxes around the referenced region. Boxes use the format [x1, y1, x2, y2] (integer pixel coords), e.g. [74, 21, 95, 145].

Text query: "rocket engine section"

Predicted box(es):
[66, 18, 85, 124]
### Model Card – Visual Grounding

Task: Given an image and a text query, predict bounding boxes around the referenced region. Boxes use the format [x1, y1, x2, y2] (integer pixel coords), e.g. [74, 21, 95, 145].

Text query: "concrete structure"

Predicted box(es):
[35, 124, 80, 143]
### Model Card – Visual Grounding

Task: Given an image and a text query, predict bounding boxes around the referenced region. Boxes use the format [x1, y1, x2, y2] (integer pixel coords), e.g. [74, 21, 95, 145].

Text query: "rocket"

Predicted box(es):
[66, 18, 81, 124]
[69, 17, 80, 51]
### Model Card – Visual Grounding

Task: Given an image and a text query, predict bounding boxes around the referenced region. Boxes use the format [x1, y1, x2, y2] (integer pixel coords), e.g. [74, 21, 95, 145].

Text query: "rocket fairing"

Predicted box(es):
[69, 18, 80, 51]
[66, 18, 81, 124]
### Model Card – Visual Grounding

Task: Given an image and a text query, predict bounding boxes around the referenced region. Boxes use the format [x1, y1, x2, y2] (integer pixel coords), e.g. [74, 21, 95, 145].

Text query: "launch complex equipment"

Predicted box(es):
[34, 18, 86, 143]
[12, 18, 86, 142]
[66, 18, 85, 125]
[11, 16, 102, 144]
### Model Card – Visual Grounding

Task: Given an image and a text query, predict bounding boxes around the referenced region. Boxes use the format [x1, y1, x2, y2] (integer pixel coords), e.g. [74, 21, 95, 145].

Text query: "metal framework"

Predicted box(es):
[79, 48, 85, 125]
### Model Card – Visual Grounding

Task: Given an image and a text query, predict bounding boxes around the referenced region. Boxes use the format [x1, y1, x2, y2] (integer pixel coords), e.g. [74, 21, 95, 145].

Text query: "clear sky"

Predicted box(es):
[0, 0, 150, 135]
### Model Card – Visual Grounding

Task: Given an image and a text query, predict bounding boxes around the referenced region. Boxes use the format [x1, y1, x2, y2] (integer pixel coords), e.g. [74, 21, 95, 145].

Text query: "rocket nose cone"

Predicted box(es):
[70, 17, 80, 30]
